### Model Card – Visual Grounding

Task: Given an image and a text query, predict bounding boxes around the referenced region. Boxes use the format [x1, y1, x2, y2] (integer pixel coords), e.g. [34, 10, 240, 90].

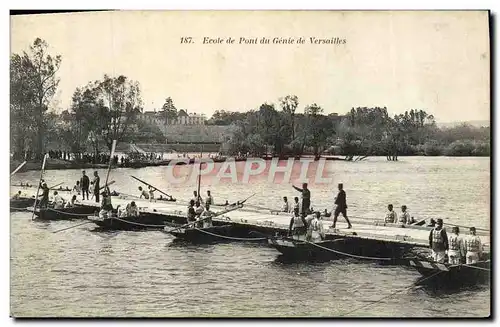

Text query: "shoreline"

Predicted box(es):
[10, 155, 490, 173]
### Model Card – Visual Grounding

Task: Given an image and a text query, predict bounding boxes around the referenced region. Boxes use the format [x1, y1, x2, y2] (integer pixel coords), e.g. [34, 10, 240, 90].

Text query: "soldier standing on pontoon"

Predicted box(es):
[428, 218, 449, 263]
[205, 190, 213, 207]
[38, 182, 50, 208]
[447, 226, 464, 264]
[331, 183, 352, 229]
[292, 183, 310, 215]
[464, 227, 483, 264]
[307, 211, 325, 242]
[187, 200, 196, 224]
[288, 206, 307, 239]
[192, 191, 203, 204]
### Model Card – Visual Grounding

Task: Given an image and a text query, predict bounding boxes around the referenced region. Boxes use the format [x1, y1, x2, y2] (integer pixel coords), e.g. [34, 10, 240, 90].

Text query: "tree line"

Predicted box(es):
[208, 104, 489, 159]
[10, 38, 490, 161]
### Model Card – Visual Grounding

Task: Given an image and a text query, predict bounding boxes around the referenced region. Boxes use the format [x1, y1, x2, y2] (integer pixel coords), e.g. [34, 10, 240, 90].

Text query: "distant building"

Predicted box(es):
[139, 109, 206, 125]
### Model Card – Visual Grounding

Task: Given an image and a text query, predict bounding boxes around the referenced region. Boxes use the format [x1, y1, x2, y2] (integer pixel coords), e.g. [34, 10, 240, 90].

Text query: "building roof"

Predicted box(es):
[177, 109, 189, 117]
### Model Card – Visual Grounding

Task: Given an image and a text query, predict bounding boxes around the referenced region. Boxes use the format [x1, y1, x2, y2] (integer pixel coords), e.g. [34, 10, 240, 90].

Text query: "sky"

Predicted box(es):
[10, 10, 490, 122]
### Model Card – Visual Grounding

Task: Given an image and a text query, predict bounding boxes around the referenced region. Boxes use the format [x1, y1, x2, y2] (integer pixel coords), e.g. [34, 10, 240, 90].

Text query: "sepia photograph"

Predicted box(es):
[9, 10, 491, 318]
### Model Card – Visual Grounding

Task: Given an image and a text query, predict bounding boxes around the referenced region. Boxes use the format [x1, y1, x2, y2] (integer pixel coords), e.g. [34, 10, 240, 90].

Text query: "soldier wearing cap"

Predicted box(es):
[398, 205, 412, 225]
[38, 182, 50, 208]
[428, 218, 448, 263]
[292, 183, 311, 215]
[98, 188, 113, 219]
[464, 227, 482, 264]
[447, 226, 464, 264]
[331, 183, 352, 229]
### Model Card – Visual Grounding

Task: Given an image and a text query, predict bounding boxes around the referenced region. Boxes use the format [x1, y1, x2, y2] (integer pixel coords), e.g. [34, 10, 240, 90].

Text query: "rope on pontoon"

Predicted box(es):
[105, 216, 170, 228]
[10, 207, 28, 211]
[52, 221, 92, 233]
[339, 269, 446, 317]
[193, 227, 268, 241]
[449, 262, 491, 272]
[303, 240, 394, 261]
[46, 208, 93, 217]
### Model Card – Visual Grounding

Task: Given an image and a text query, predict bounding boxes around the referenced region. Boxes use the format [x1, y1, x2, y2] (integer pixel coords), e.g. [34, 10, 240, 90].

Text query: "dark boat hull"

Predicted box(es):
[268, 236, 414, 262]
[168, 224, 268, 243]
[10, 197, 35, 211]
[408, 259, 491, 287]
[29, 205, 98, 220]
[88, 213, 185, 230]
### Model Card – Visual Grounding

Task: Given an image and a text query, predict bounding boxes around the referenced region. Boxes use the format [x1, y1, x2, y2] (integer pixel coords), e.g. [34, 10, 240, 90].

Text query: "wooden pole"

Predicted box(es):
[197, 145, 203, 203]
[130, 176, 172, 199]
[167, 203, 244, 232]
[104, 140, 117, 190]
[31, 154, 48, 220]
[10, 161, 27, 176]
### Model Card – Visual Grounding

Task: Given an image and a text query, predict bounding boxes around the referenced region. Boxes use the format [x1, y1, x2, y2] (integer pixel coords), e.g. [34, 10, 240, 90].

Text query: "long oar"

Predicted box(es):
[90, 181, 116, 200]
[130, 175, 173, 199]
[411, 218, 489, 233]
[10, 161, 27, 176]
[104, 140, 117, 190]
[166, 203, 244, 232]
[197, 146, 203, 202]
[229, 193, 256, 206]
[31, 154, 48, 220]
[52, 221, 92, 233]
[48, 182, 64, 190]
[443, 222, 489, 233]
[89, 141, 116, 202]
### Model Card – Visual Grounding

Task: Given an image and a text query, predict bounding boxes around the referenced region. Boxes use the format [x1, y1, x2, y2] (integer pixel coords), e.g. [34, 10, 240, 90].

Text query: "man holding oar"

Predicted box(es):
[131, 176, 175, 202]
[38, 182, 50, 208]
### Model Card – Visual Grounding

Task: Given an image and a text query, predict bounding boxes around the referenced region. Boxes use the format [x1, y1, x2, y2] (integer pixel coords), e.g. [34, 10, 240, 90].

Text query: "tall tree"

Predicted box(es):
[279, 95, 299, 140]
[161, 97, 177, 124]
[10, 38, 61, 159]
[304, 103, 332, 156]
[95, 75, 143, 150]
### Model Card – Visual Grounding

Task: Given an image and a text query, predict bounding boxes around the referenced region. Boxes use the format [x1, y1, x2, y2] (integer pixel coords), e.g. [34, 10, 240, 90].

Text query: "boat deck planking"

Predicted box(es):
[11, 186, 490, 251]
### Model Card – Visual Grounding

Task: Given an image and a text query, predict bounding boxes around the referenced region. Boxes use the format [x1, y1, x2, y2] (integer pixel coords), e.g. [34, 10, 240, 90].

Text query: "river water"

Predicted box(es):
[10, 156, 490, 317]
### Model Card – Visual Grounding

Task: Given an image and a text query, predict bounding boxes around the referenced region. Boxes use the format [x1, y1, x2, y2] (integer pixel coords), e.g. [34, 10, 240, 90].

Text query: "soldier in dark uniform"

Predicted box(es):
[331, 183, 352, 229]
[93, 171, 100, 203]
[80, 170, 90, 200]
[38, 182, 50, 208]
[293, 183, 311, 215]
[428, 218, 449, 263]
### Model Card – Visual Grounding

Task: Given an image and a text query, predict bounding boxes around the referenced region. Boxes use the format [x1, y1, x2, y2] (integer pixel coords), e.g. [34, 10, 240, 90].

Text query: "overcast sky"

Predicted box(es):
[11, 11, 490, 122]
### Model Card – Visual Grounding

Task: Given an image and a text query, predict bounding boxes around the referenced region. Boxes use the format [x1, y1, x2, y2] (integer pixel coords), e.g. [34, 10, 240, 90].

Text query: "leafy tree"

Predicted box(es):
[94, 75, 143, 151]
[304, 103, 332, 156]
[10, 38, 61, 159]
[161, 97, 177, 124]
[279, 95, 299, 140]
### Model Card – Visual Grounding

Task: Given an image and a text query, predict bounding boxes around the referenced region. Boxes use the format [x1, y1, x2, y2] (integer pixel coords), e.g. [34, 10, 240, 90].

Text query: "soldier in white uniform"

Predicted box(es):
[288, 207, 307, 240]
[53, 191, 65, 209]
[281, 196, 290, 213]
[194, 201, 205, 228]
[306, 212, 325, 243]
[398, 205, 411, 225]
[384, 204, 398, 223]
[464, 227, 482, 264]
[447, 226, 464, 265]
[428, 218, 449, 263]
